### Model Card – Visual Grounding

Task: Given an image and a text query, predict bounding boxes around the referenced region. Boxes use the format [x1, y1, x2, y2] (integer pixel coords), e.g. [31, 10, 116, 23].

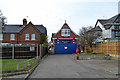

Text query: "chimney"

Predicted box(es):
[23, 18, 27, 26]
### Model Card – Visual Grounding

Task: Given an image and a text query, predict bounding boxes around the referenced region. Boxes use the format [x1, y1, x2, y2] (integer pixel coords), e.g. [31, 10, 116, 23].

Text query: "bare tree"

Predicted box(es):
[0, 10, 7, 33]
[0, 10, 7, 26]
[79, 26, 101, 52]
[79, 27, 87, 52]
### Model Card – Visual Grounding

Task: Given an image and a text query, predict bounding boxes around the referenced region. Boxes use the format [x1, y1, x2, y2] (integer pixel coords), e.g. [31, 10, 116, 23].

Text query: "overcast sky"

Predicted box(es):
[0, 0, 119, 41]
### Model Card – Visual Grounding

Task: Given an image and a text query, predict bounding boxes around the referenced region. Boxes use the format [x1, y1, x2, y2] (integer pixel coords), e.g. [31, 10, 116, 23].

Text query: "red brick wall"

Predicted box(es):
[51, 28, 80, 54]
[1, 23, 45, 45]
[52, 30, 78, 38]
[19, 23, 41, 45]
[2, 33, 18, 44]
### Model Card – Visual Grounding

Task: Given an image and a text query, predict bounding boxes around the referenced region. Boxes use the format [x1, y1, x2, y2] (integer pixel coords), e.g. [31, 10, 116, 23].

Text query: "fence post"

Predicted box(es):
[24, 62, 26, 68]
[27, 61, 29, 66]
[115, 40, 116, 56]
[17, 63, 19, 70]
[96, 43, 97, 53]
[107, 40, 109, 55]
[37, 44, 39, 59]
[101, 42, 102, 53]
[31, 60, 32, 64]
[40, 44, 42, 59]
[12, 45, 15, 59]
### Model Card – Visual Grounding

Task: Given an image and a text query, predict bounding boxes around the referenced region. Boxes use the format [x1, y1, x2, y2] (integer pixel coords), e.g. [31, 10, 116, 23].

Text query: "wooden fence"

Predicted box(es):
[0, 44, 48, 59]
[85, 41, 120, 57]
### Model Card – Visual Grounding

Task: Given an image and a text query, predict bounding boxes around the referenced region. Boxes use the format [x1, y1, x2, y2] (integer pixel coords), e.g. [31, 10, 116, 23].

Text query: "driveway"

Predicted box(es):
[28, 54, 118, 78]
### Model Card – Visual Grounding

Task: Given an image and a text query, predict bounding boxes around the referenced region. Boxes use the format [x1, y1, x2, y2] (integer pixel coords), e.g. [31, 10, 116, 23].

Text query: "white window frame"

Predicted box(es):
[0, 34, 3, 40]
[10, 34, 15, 40]
[31, 34, 35, 40]
[61, 29, 70, 37]
[25, 34, 29, 40]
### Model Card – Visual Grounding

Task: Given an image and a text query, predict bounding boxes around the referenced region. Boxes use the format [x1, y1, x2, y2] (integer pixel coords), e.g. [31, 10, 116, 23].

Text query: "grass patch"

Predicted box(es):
[80, 52, 104, 55]
[0, 58, 38, 73]
[0, 59, 28, 64]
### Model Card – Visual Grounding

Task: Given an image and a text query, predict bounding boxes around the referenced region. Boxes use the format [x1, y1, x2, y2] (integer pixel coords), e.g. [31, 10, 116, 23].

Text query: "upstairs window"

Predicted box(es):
[61, 29, 70, 37]
[25, 34, 29, 40]
[0, 34, 3, 40]
[10, 34, 15, 40]
[114, 31, 120, 37]
[114, 26, 119, 29]
[31, 34, 35, 40]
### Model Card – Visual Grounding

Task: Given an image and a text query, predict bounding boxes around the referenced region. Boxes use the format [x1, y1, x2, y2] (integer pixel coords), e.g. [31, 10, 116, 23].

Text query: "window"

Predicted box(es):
[56, 40, 60, 44]
[10, 34, 15, 40]
[114, 26, 119, 29]
[61, 29, 70, 37]
[0, 34, 3, 40]
[65, 29, 67, 34]
[61, 40, 70, 43]
[25, 34, 29, 40]
[31, 34, 35, 40]
[114, 31, 120, 37]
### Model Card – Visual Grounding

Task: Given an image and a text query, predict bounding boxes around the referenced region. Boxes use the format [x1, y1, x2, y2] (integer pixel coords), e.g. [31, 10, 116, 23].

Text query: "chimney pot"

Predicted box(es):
[23, 18, 27, 26]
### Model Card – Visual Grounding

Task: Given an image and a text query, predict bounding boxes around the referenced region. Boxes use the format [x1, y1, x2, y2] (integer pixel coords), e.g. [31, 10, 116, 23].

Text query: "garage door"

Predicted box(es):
[55, 40, 77, 54]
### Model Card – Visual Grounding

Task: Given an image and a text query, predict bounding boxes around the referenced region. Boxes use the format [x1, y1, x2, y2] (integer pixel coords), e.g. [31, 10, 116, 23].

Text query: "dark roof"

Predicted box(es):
[2, 22, 47, 33]
[97, 19, 108, 25]
[98, 14, 119, 25]
[35, 25, 47, 33]
[94, 26, 102, 31]
[3, 25, 22, 33]
[96, 14, 120, 29]
[61, 23, 70, 29]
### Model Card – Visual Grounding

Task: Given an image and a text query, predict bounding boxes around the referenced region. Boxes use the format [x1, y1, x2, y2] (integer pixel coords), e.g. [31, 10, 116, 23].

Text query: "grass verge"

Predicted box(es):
[0, 57, 40, 74]
[80, 52, 104, 55]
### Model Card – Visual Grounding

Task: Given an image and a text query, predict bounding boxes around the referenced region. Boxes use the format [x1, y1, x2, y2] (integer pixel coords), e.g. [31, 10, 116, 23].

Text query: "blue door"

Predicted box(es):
[55, 40, 77, 54]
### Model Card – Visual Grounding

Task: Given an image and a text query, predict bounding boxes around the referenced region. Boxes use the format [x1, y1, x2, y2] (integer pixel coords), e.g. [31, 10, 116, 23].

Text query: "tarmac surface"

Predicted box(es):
[27, 54, 119, 78]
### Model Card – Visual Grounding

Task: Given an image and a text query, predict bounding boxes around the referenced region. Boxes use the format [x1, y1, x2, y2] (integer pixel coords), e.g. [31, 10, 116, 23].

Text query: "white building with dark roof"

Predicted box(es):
[95, 14, 120, 42]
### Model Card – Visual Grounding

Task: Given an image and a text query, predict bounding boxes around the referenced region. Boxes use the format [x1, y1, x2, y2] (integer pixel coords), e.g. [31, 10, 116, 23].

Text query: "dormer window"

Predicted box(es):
[61, 29, 70, 37]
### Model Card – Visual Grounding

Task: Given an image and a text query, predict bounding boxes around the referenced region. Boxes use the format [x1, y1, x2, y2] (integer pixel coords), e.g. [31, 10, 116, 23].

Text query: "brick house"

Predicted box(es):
[51, 22, 79, 54]
[0, 19, 47, 45]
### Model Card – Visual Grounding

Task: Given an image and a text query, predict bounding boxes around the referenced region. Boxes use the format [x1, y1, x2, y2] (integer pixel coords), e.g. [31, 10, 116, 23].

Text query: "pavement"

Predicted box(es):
[26, 54, 119, 78]
[78, 54, 119, 75]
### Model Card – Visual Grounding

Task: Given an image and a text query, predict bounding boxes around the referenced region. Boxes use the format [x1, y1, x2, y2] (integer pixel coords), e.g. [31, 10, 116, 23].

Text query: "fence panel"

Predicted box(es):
[85, 41, 120, 56]
[1, 44, 48, 59]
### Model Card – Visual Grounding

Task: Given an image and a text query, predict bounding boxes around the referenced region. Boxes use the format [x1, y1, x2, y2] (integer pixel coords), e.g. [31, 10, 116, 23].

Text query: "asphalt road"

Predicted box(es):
[27, 54, 118, 78]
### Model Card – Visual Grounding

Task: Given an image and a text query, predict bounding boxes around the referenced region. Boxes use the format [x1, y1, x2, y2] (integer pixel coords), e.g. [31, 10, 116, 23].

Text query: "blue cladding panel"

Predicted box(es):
[55, 40, 77, 54]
